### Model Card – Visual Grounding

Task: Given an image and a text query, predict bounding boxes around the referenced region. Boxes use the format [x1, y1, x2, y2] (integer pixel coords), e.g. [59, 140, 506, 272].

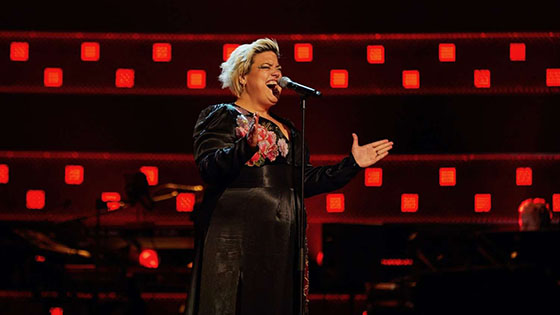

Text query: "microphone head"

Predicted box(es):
[278, 76, 291, 88]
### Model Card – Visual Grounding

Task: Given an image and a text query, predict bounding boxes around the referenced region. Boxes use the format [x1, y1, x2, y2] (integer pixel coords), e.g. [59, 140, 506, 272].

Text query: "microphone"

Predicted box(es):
[278, 76, 322, 97]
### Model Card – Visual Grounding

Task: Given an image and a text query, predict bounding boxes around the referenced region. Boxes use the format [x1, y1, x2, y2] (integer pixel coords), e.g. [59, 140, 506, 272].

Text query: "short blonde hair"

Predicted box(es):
[219, 38, 280, 97]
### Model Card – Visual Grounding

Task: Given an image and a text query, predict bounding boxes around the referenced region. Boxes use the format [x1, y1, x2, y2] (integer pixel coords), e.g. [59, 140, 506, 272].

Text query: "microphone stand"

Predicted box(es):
[297, 95, 307, 315]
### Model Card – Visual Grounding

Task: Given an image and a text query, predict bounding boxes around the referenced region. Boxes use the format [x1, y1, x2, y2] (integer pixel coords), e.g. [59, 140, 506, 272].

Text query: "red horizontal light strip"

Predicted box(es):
[381, 258, 414, 266]
[1, 152, 559, 163]
[0, 86, 557, 96]
[1, 31, 559, 41]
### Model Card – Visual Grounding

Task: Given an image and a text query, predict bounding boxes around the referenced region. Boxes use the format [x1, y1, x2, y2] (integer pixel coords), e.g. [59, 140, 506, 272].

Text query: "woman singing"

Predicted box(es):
[187, 38, 393, 315]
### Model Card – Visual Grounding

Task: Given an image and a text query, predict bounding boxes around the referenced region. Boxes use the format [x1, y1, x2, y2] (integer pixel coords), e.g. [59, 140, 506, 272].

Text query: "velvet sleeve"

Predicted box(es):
[303, 145, 363, 198]
[193, 104, 259, 185]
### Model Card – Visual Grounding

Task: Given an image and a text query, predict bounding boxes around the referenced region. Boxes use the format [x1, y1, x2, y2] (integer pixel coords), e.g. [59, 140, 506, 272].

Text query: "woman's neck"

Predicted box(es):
[235, 98, 272, 117]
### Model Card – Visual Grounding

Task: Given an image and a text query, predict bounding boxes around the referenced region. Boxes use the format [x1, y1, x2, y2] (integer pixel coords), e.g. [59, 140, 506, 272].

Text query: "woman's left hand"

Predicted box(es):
[351, 133, 393, 168]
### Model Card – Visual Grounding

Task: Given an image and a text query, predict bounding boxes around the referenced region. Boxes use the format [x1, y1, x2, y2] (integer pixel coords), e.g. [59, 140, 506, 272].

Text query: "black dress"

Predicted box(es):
[187, 103, 362, 315]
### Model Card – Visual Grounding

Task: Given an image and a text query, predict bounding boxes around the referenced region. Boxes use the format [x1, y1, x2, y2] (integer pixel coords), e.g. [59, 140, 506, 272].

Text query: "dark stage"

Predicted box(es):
[1, 1, 560, 314]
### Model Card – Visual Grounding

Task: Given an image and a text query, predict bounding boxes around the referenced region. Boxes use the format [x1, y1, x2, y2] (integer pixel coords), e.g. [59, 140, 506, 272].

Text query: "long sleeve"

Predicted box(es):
[303, 145, 363, 198]
[193, 104, 258, 185]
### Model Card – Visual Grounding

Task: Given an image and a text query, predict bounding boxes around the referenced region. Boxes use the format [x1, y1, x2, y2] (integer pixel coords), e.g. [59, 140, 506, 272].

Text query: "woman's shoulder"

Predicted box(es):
[198, 103, 241, 120]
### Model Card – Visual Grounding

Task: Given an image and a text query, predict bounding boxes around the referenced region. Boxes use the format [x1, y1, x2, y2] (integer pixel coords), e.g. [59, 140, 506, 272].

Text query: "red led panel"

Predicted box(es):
[50, 307, 63, 315]
[367, 45, 385, 64]
[365, 168, 382, 187]
[187, 70, 207, 89]
[401, 194, 418, 212]
[330, 70, 348, 88]
[509, 43, 526, 61]
[81, 42, 100, 61]
[0, 164, 8, 184]
[316, 251, 324, 266]
[546, 68, 560, 87]
[44, 68, 63, 87]
[294, 43, 313, 62]
[474, 69, 491, 88]
[65, 165, 84, 185]
[35, 255, 46, 263]
[553, 194, 560, 212]
[326, 193, 345, 213]
[402, 70, 420, 89]
[152, 43, 172, 62]
[439, 167, 456, 186]
[140, 166, 159, 186]
[26, 190, 45, 210]
[474, 194, 491, 212]
[107, 202, 121, 211]
[139, 249, 159, 269]
[115, 69, 135, 88]
[438, 43, 456, 62]
[10, 42, 29, 61]
[101, 192, 121, 202]
[223, 44, 240, 61]
[516, 167, 532, 186]
[176, 192, 195, 212]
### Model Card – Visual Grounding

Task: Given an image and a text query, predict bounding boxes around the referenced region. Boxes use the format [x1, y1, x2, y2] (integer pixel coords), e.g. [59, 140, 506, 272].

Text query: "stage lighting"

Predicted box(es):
[367, 45, 384, 64]
[294, 43, 313, 62]
[326, 193, 345, 213]
[140, 166, 159, 186]
[365, 168, 382, 187]
[330, 70, 348, 88]
[139, 249, 159, 269]
[26, 190, 45, 210]
[65, 165, 84, 185]
[402, 70, 419, 89]
[0, 164, 8, 184]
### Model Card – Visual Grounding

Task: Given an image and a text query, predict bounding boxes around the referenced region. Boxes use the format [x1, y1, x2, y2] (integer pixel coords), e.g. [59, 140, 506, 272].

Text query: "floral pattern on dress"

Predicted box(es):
[236, 114, 289, 167]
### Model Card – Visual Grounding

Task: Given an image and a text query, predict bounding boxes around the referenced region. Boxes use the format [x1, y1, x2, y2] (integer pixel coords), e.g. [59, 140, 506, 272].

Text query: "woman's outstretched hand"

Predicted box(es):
[247, 113, 260, 147]
[351, 133, 393, 168]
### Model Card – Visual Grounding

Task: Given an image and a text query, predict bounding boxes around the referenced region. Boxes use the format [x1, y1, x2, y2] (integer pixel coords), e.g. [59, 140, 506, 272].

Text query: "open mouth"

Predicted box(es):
[266, 82, 280, 97]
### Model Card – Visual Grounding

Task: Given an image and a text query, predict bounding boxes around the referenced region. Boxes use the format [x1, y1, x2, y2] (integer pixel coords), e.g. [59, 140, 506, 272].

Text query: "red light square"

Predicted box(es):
[187, 70, 206, 89]
[474, 194, 491, 212]
[65, 165, 84, 185]
[546, 68, 560, 87]
[44, 68, 63, 87]
[367, 45, 385, 64]
[101, 192, 121, 202]
[115, 69, 135, 88]
[140, 166, 158, 186]
[439, 43, 456, 62]
[510, 43, 526, 61]
[365, 168, 382, 187]
[553, 194, 560, 212]
[401, 194, 418, 212]
[294, 43, 313, 62]
[439, 167, 456, 186]
[107, 202, 121, 211]
[223, 44, 240, 61]
[10, 42, 29, 61]
[326, 193, 345, 213]
[81, 42, 100, 61]
[474, 69, 491, 88]
[330, 70, 348, 88]
[0, 164, 8, 184]
[176, 193, 195, 212]
[26, 190, 45, 210]
[152, 43, 172, 62]
[50, 307, 63, 315]
[516, 167, 532, 186]
[402, 70, 420, 89]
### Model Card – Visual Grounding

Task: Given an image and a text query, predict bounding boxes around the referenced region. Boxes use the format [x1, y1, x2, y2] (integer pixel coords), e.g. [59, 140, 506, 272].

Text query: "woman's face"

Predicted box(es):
[240, 51, 282, 107]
